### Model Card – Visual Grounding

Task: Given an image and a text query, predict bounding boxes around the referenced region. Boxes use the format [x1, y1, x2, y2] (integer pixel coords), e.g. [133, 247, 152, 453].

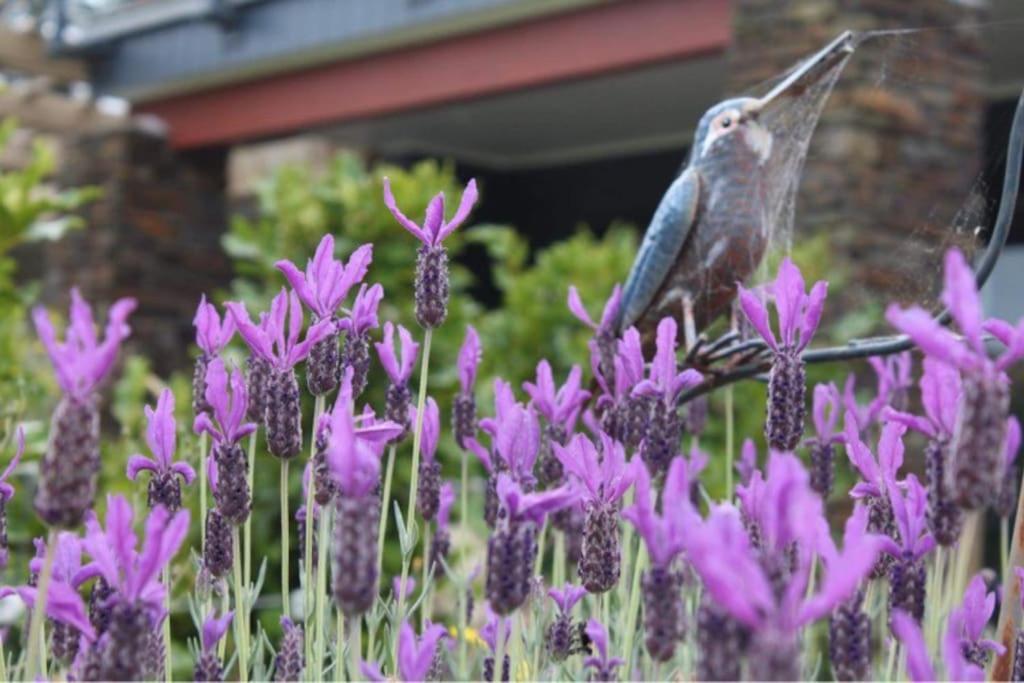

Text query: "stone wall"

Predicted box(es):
[730, 0, 988, 312]
[43, 124, 230, 375]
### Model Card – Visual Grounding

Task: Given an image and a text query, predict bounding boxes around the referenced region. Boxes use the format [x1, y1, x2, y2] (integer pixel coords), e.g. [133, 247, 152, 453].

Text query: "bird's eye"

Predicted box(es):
[720, 116, 732, 129]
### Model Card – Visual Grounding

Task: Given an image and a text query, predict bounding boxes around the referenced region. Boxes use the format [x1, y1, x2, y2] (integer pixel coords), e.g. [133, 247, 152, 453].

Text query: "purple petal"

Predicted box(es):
[772, 258, 805, 348]
[359, 661, 387, 682]
[599, 285, 623, 330]
[226, 302, 274, 362]
[1006, 416, 1021, 468]
[567, 286, 596, 330]
[382, 177, 428, 244]
[437, 178, 478, 243]
[885, 304, 980, 371]
[126, 455, 159, 481]
[941, 248, 985, 353]
[201, 611, 234, 653]
[737, 285, 777, 351]
[585, 618, 609, 660]
[275, 258, 318, 317]
[286, 316, 334, 368]
[457, 325, 482, 393]
[422, 193, 446, 246]
[415, 397, 441, 462]
[375, 322, 401, 384]
[891, 610, 936, 682]
[172, 461, 197, 485]
[798, 280, 828, 351]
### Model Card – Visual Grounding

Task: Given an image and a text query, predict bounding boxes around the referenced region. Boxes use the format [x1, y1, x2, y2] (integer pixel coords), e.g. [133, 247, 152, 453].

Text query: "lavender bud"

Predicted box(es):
[144, 628, 166, 680]
[417, 459, 442, 522]
[313, 431, 335, 506]
[89, 576, 115, 636]
[484, 473, 501, 530]
[274, 619, 305, 682]
[579, 500, 621, 594]
[72, 641, 103, 682]
[385, 383, 412, 441]
[595, 329, 617, 389]
[747, 626, 800, 681]
[245, 355, 271, 423]
[962, 641, 990, 669]
[204, 509, 233, 578]
[414, 244, 450, 329]
[452, 392, 477, 449]
[194, 651, 224, 682]
[537, 423, 568, 487]
[486, 519, 538, 614]
[51, 620, 80, 665]
[867, 495, 898, 579]
[339, 331, 371, 398]
[829, 589, 870, 681]
[953, 373, 1010, 509]
[332, 494, 380, 616]
[266, 368, 302, 459]
[808, 441, 835, 499]
[697, 597, 747, 681]
[546, 613, 576, 662]
[765, 350, 806, 452]
[483, 655, 510, 682]
[641, 400, 681, 476]
[98, 602, 150, 681]
[213, 442, 251, 525]
[1012, 629, 1024, 682]
[430, 527, 450, 576]
[35, 395, 100, 528]
[642, 565, 685, 662]
[193, 353, 212, 416]
[148, 468, 183, 513]
[307, 326, 340, 397]
[888, 555, 926, 624]
[925, 440, 963, 545]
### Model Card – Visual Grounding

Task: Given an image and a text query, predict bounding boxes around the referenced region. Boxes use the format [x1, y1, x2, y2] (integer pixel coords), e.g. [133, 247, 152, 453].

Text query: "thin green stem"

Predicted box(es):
[314, 503, 332, 680]
[725, 384, 734, 498]
[336, 608, 346, 683]
[25, 530, 54, 681]
[305, 395, 326, 670]
[460, 447, 469, 544]
[622, 544, 647, 682]
[281, 458, 290, 619]
[348, 616, 362, 683]
[553, 532, 565, 590]
[218, 590, 229, 660]
[421, 521, 433, 626]
[163, 566, 173, 683]
[1002, 516, 1010, 585]
[376, 444, 397, 579]
[533, 519, 547, 577]
[232, 529, 249, 682]
[245, 431, 256, 608]
[394, 329, 433, 667]
[458, 578, 469, 680]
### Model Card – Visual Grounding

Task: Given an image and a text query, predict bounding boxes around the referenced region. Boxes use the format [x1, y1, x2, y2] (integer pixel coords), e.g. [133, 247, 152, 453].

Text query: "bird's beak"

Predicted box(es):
[748, 30, 856, 115]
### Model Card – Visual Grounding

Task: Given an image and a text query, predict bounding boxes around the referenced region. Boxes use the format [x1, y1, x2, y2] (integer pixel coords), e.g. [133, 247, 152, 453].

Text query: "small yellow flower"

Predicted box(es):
[449, 625, 485, 648]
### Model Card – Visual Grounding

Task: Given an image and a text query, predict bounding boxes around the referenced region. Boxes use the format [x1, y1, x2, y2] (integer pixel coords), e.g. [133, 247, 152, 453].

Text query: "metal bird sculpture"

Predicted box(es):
[617, 32, 856, 345]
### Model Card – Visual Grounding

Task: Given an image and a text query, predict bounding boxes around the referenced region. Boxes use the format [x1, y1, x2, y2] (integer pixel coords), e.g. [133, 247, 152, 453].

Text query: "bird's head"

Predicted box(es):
[691, 97, 774, 166]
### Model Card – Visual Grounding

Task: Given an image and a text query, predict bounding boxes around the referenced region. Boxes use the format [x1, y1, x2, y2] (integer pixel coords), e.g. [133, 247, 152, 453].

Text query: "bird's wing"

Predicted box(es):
[618, 166, 702, 332]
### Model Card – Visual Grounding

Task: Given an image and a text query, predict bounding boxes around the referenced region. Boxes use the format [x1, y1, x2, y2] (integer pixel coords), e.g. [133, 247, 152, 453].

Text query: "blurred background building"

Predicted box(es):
[2, 0, 1024, 368]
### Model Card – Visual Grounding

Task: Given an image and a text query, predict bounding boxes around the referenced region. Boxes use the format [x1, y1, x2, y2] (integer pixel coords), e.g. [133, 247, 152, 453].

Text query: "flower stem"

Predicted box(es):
[460, 446, 469, 542]
[336, 608, 346, 682]
[421, 520, 432, 626]
[458, 578, 469, 679]
[232, 528, 249, 682]
[376, 444, 397, 579]
[280, 458, 290, 619]
[348, 616, 362, 682]
[163, 566, 173, 683]
[25, 529, 54, 681]
[553, 532, 565, 590]
[304, 395, 326, 670]
[314, 503, 332, 681]
[1002, 515, 1010, 584]
[394, 328, 433, 666]
[622, 543, 647, 682]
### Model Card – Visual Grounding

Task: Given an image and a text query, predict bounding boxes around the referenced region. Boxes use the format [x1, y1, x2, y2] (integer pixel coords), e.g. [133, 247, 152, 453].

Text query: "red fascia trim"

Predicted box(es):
[141, 0, 732, 149]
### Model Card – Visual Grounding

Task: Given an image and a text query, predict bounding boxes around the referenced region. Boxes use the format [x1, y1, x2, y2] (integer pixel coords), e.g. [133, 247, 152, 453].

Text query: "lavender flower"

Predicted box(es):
[276, 235, 372, 395]
[193, 611, 233, 682]
[952, 574, 1005, 667]
[338, 282, 383, 397]
[881, 474, 935, 624]
[204, 506, 233, 579]
[845, 417, 905, 576]
[453, 325, 481, 448]
[487, 474, 576, 614]
[891, 609, 984, 682]
[481, 606, 512, 682]
[383, 176, 477, 328]
[32, 289, 136, 527]
[886, 357, 964, 544]
[430, 483, 455, 574]
[697, 594, 748, 681]
[415, 397, 442, 521]
[568, 285, 622, 390]
[738, 258, 827, 451]
[595, 327, 647, 449]
[324, 381, 401, 616]
[195, 359, 256, 525]
[828, 588, 869, 682]
[228, 288, 333, 458]
[127, 389, 196, 513]
[844, 352, 913, 433]
[623, 456, 699, 661]
[888, 248, 1024, 509]
[0, 428, 24, 569]
[554, 433, 634, 593]
[632, 317, 703, 473]
[999, 417, 1021, 518]
[192, 295, 235, 416]
[546, 584, 587, 661]
[583, 618, 623, 682]
[805, 382, 842, 498]
[523, 361, 590, 486]
[274, 617, 305, 682]
[361, 620, 448, 682]
[80, 495, 189, 681]
[377, 321, 420, 440]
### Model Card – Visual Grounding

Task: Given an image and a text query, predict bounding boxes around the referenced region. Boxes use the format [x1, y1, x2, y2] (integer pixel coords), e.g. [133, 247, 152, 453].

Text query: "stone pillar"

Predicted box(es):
[46, 122, 231, 375]
[730, 0, 987, 312]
